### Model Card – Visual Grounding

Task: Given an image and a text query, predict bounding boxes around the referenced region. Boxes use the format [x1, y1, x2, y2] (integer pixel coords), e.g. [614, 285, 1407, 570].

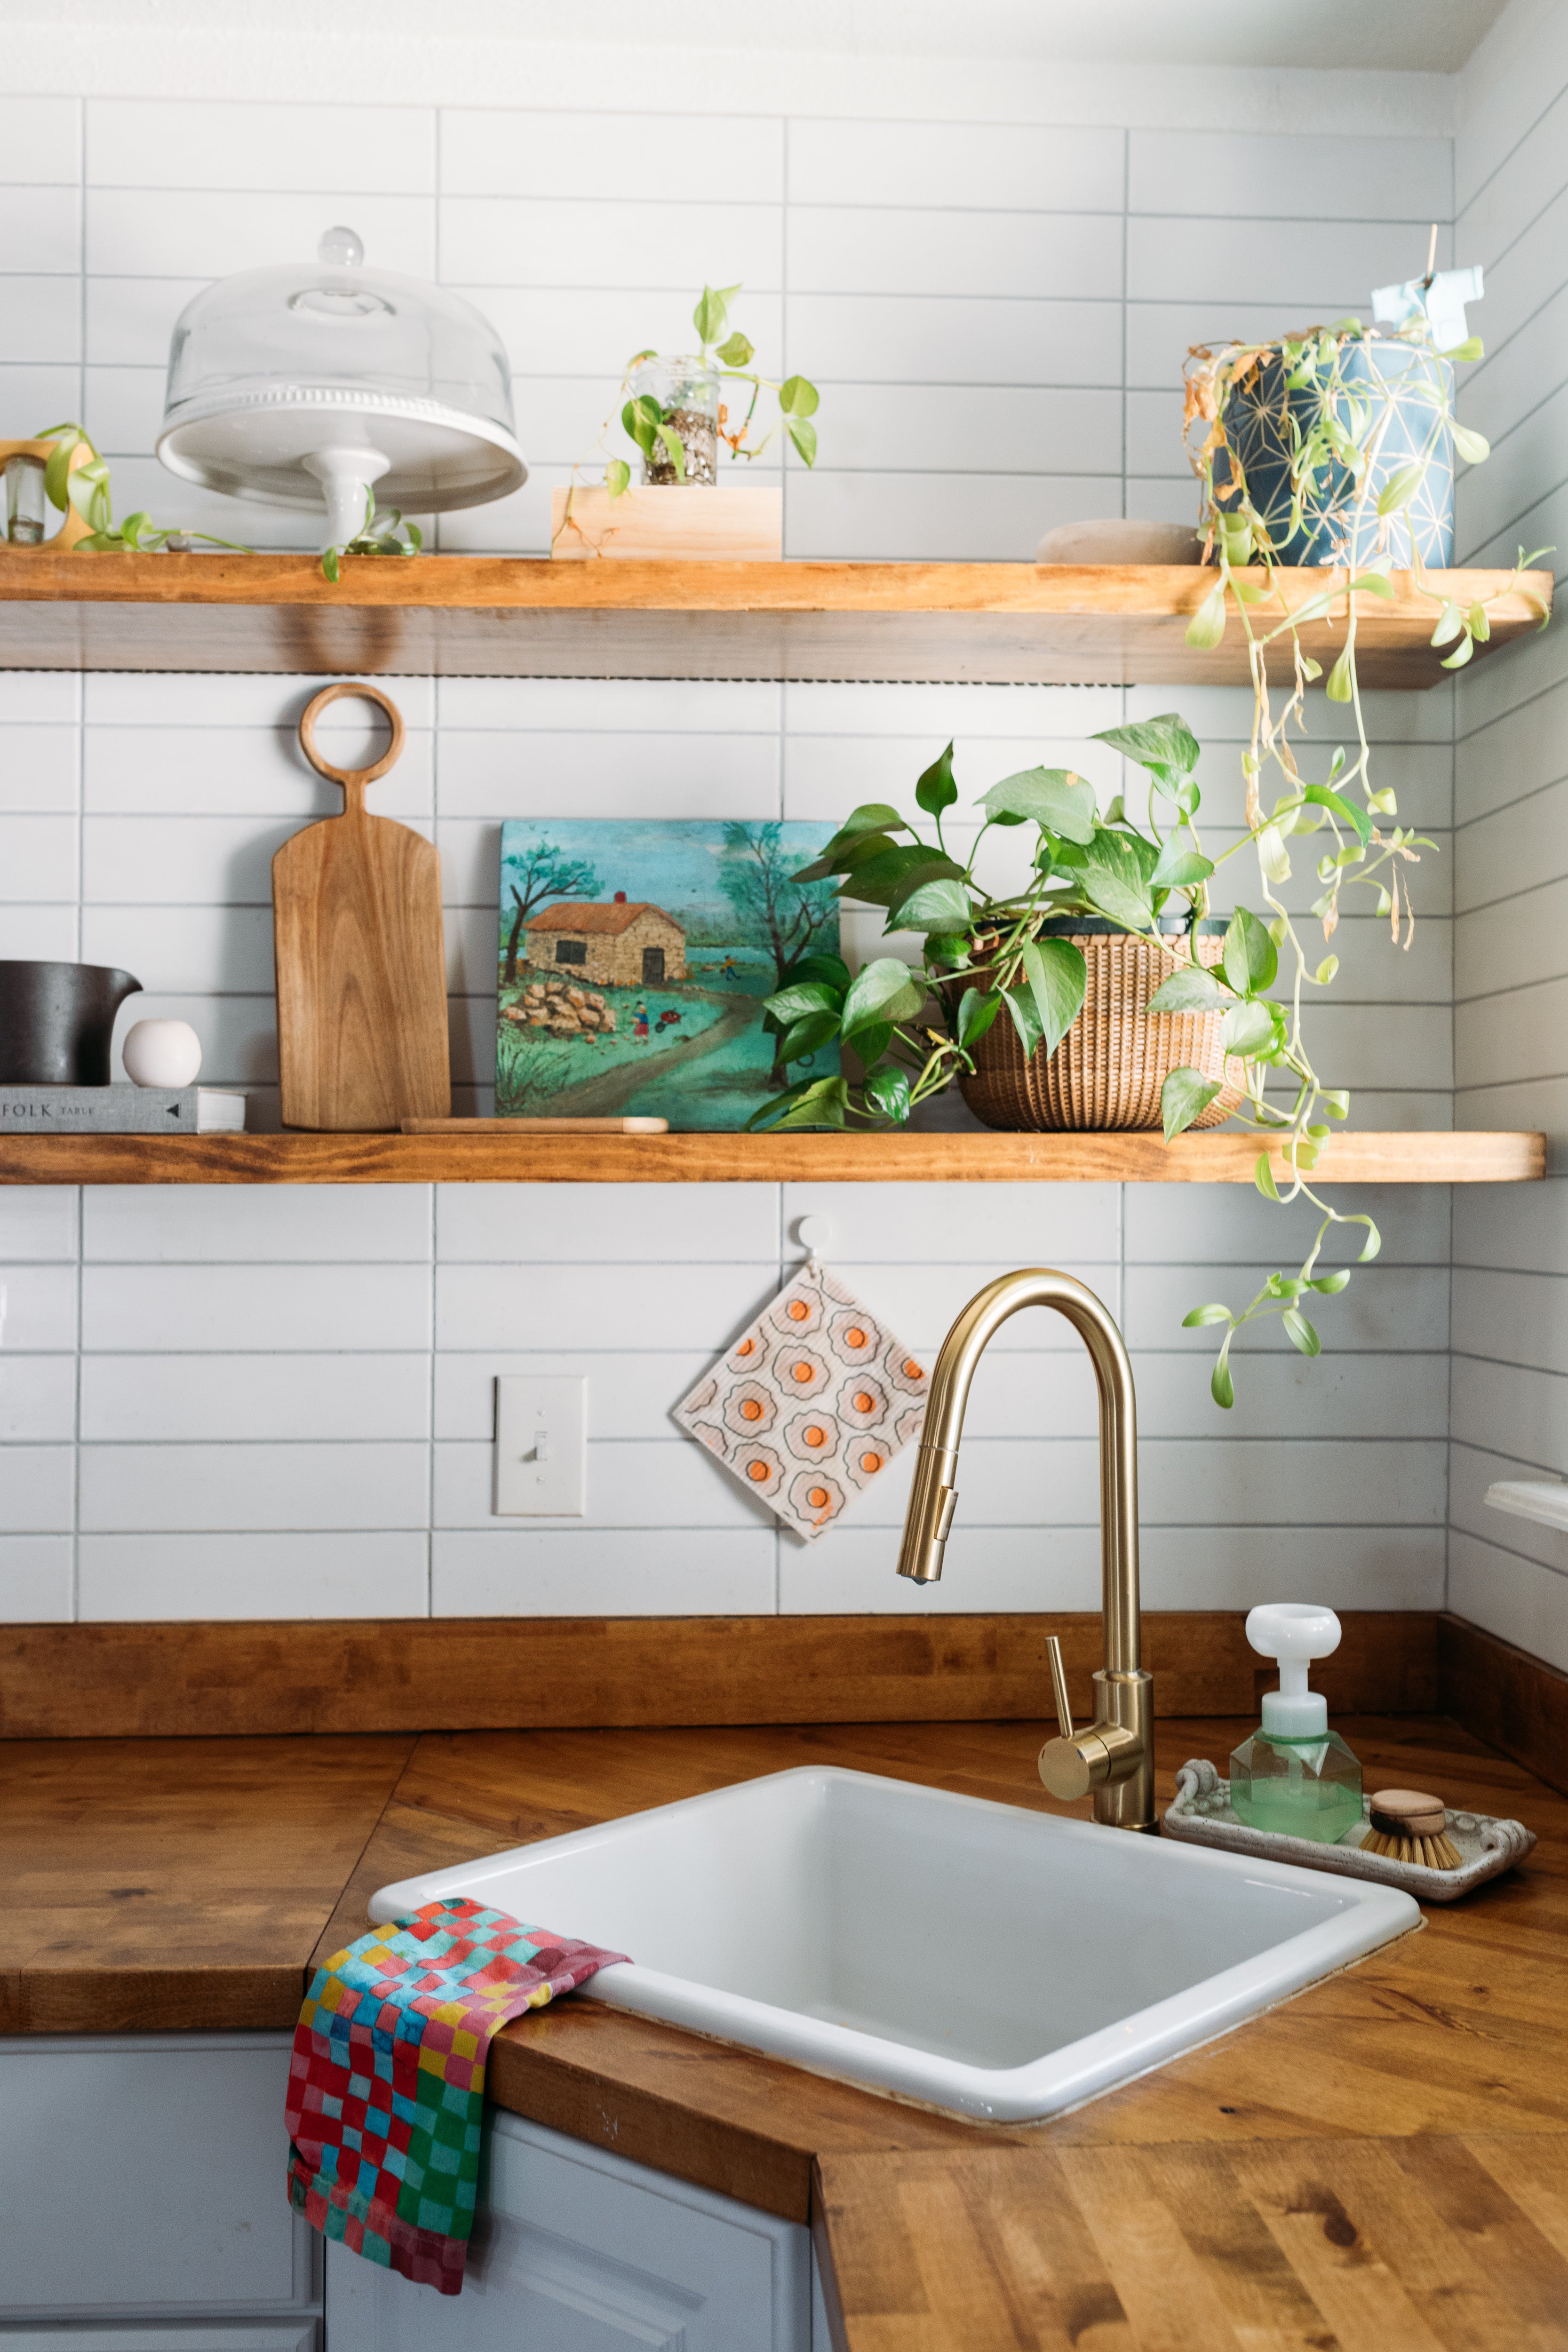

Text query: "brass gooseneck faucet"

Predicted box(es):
[896, 1268, 1156, 1832]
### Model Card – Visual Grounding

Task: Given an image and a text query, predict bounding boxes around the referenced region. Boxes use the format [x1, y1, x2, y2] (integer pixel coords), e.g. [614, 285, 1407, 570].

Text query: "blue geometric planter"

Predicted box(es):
[1214, 334, 1455, 568]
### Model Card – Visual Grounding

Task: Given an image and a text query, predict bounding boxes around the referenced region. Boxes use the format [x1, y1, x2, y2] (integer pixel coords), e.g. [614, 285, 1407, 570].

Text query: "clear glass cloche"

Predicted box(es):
[156, 227, 525, 547]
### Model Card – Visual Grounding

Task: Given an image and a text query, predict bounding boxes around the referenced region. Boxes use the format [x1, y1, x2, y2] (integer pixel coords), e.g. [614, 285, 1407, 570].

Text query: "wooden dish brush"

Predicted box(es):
[1361, 1787, 1462, 1870]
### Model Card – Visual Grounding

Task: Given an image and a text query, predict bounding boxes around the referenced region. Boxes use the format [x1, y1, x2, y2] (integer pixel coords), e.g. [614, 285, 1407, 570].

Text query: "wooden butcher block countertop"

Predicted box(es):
[5, 1715, 1567, 2350]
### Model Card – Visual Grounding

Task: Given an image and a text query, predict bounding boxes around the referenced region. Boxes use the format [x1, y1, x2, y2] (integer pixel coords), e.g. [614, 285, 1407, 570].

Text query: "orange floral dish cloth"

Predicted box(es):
[674, 1258, 930, 1541]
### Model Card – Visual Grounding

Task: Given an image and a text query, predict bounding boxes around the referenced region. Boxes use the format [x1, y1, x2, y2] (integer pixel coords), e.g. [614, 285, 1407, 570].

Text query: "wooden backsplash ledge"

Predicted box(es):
[0, 1611, 1437, 1741]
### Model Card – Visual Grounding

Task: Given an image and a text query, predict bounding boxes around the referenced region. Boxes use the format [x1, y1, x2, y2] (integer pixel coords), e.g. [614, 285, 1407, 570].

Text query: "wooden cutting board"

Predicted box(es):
[273, 682, 451, 1132]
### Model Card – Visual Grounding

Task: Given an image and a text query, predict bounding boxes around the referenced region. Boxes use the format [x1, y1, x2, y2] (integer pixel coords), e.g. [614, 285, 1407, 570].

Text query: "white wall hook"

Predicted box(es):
[795, 1214, 835, 1255]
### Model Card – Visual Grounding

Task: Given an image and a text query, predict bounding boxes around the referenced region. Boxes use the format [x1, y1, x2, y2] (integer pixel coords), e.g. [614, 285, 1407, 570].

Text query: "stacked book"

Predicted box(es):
[0, 1085, 247, 1133]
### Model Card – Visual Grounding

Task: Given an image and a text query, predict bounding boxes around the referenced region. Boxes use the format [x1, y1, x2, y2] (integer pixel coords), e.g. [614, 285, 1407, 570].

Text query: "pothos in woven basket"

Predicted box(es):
[749, 310, 1550, 1407]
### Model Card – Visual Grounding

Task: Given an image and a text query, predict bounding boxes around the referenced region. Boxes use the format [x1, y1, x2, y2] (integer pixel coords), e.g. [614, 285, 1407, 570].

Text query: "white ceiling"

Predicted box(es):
[0, 0, 1512, 72]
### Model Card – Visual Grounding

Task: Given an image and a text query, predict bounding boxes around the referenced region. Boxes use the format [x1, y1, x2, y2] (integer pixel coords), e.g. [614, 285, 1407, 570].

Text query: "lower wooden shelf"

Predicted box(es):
[0, 1128, 1544, 1184]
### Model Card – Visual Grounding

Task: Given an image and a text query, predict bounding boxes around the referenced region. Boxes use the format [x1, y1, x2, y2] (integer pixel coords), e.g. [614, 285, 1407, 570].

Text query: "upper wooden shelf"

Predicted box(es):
[0, 1129, 1543, 1186]
[0, 555, 1549, 685]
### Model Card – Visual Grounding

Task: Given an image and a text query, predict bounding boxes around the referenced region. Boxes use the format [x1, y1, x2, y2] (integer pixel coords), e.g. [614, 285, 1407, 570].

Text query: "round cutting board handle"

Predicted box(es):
[298, 681, 406, 815]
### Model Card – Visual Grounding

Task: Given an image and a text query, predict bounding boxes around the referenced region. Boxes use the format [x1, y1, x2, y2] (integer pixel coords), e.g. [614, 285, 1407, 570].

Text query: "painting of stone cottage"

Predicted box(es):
[496, 818, 840, 1130]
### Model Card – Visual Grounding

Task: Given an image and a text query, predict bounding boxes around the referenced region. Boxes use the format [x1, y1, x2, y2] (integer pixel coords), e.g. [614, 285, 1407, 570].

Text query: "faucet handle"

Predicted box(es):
[1045, 1633, 1075, 1740]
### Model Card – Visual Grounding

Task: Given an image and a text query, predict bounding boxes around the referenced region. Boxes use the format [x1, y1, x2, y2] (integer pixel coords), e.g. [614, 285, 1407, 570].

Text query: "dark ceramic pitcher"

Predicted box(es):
[0, 961, 143, 1085]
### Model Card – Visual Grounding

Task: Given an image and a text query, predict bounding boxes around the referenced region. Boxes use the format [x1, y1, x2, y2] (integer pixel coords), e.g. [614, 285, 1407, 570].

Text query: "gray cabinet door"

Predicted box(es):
[326, 2111, 810, 2352]
[0, 2034, 315, 2321]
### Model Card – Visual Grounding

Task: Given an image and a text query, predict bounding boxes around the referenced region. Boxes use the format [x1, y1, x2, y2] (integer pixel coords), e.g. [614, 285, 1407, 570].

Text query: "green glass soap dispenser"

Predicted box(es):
[1230, 1603, 1362, 1843]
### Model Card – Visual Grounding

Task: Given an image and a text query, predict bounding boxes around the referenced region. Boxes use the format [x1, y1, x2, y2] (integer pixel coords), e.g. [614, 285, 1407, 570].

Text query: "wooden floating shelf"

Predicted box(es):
[0, 554, 1549, 685]
[0, 1129, 1543, 1186]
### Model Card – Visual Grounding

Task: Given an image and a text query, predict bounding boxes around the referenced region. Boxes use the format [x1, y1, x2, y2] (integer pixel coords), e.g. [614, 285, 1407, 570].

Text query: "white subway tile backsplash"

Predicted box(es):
[0, 1533, 72, 1617]
[87, 99, 437, 193]
[437, 1182, 777, 1263]
[80, 1353, 431, 1443]
[79, 1440, 431, 1531]
[432, 1527, 777, 1615]
[438, 196, 781, 291]
[86, 189, 435, 279]
[788, 207, 1121, 302]
[82, 1263, 431, 1351]
[0, 1356, 77, 1442]
[443, 110, 783, 204]
[78, 1531, 431, 1620]
[0, 1190, 78, 1261]
[3, 1446, 75, 1532]
[0, 1263, 79, 1350]
[0, 74, 1553, 1640]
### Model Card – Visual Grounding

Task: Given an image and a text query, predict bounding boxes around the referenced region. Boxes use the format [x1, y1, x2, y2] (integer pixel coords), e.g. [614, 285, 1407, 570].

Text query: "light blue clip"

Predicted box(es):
[1371, 263, 1484, 353]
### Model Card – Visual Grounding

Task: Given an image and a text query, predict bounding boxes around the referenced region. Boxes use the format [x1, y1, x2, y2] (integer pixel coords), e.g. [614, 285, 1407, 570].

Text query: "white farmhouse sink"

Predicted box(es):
[371, 1767, 1417, 2123]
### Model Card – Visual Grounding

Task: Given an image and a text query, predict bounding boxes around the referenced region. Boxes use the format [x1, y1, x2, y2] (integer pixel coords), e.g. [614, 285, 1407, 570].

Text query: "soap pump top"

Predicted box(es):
[1247, 1601, 1341, 1739]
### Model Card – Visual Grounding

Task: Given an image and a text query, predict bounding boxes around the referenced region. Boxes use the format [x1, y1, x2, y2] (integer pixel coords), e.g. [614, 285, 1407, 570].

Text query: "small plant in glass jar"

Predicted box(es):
[567, 284, 819, 507]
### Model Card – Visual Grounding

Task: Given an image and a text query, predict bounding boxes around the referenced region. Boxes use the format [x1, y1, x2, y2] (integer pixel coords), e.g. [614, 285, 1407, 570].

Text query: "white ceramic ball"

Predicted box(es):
[122, 1018, 203, 1089]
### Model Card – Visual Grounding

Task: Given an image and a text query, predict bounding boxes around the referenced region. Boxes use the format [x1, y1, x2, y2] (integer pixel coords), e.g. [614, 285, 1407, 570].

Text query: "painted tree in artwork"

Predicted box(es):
[501, 842, 605, 983]
[717, 822, 838, 989]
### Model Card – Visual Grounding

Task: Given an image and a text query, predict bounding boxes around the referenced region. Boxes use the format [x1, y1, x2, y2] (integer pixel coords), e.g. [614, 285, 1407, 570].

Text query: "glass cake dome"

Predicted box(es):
[157, 227, 526, 546]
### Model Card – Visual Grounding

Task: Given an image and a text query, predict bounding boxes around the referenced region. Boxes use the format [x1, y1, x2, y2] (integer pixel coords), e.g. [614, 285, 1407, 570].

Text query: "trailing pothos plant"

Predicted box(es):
[33, 423, 421, 582]
[749, 719, 1435, 1407]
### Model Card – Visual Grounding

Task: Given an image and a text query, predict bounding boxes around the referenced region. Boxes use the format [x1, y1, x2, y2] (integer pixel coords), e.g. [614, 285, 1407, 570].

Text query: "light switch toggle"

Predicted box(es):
[495, 1375, 586, 1516]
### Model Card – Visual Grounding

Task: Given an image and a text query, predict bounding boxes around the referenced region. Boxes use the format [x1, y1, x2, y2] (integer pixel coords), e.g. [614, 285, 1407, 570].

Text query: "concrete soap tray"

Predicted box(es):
[1164, 1758, 1536, 1903]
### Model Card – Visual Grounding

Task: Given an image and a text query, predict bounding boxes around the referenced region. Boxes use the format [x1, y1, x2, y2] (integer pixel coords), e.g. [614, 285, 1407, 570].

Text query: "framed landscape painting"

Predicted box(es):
[496, 818, 841, 1129]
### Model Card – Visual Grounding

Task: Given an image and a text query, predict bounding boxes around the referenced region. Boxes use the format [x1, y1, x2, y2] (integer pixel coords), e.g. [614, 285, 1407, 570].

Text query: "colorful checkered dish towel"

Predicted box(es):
[287, 1895, 628, 2296]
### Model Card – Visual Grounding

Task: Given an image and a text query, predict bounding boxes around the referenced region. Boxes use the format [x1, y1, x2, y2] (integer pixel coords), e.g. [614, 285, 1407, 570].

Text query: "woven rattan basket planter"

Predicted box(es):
[959, 919, 1244, 1134]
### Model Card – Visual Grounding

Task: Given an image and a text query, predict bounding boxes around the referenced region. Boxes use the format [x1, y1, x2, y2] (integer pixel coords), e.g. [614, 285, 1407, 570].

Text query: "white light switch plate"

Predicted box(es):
[495, 1375, 587, 1516]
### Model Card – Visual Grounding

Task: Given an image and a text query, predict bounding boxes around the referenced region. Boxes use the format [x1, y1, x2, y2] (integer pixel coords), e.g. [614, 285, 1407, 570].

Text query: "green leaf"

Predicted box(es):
[1452, 422, 1490, 466]
[321, 545, 340, 583]
[622, 394, 661, 456]
[1254, 1152, 1281, 1202]
[1312, 1268, 1351, 1294]
[779, 374, 819, 418]
[981, 765, 1097, 842]
[715, 331, 754, 366]
[850, 1021, 892, 1067]
[1349, 570, 1395, 599]
[840, 957, 925, 1041]
[1469, 600, 1491, 643]
[1002, 983, 1044, 1062]
[1326, 646, 1354, 702]
[1300, 784, 1372, 846]
[832, 842, 941, 906]
[1441, 632, 1476, 669]
[1430, 601, 1464, 646]
[1210, 1351, 1235, 1410]
[605, 458, 631, 497]
[1185, 584, 1227, 651]
[1161, 1065, 1222, 1142]
[764, 978, 843, 1026]
[1079, 833, 1155, 931]
[955, 987, 1002, 1049]
[750, 1075, 852, 1131]
[692, 282, 740, 345]
[1313, 955, 1340, 985]
[1223, 906, 1277, 997]
[1148, 963, 1228, 1014]
[777, 1009, 840, 1061]
[1377, 463, 1424, 516]
[1019, 937, 1086, 1058]
[891, 874, 975, 933]
[1321, 1089, 1350, 1118]
[1442, 336, 1484, 362]
[1149, 832, 1214, 890]
[863, 1063, 912, 1123]
[924, 932, 971, 968]
[786, 415, 818, 467]
[1222, 999, 1276, 1057]
[1281, 1307, 1321, 1357]
[783, 951, 852, 993]
[808, 804, 908, 862]
[1359, 1219, 1382, 1262]
[654, 422, 687, 479]
[915, 740, 958, 818]
[1182, 1304, 1233, 1327]
[1093, 714, 1201, 781]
